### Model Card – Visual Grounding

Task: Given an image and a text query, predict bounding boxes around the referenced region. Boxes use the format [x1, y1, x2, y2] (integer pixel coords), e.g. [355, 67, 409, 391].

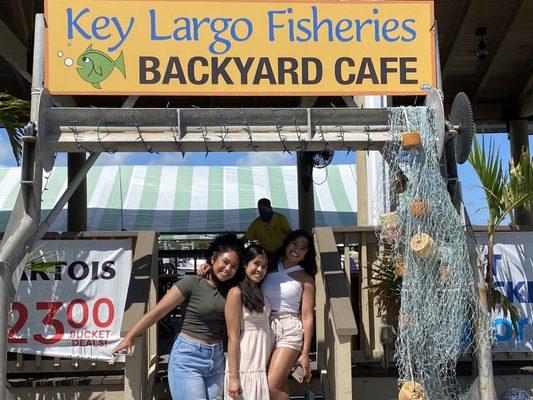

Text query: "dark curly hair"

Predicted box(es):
[205, 233, 244, 295]
[271, 230, 317, 277]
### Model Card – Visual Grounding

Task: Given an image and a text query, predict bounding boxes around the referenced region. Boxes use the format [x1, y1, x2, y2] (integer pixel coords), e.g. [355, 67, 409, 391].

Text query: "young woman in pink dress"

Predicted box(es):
[225, 244, 271, 399]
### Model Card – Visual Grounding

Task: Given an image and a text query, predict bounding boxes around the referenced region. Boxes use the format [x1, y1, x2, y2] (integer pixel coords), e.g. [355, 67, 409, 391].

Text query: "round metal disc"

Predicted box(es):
[450, 92, 475, 164]
[37, 88, 56, 172]
[424, 88, 445, 160]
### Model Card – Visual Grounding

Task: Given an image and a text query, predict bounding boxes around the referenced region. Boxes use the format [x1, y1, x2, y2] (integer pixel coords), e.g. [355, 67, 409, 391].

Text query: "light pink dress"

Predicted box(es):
[225, 297, 272, 400]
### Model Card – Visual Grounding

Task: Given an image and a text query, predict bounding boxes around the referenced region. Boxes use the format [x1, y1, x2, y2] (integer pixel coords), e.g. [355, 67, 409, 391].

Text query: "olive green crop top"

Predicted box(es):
[174, 275, 226, 341]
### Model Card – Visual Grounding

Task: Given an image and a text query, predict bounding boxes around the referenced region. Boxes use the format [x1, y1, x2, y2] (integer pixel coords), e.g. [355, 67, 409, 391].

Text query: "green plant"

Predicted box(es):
[469, 135, 532, 334]
[492, 287, 521, 335]
[0, 92, 30, 165]
[367, 249, 402, 316]
[9, 248, 61, 317]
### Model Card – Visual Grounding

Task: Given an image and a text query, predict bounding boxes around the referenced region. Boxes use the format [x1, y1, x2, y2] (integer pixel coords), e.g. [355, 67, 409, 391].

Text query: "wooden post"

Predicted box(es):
[356, 152, 369, 226]
[314, 237, 326, 369]
[297, 151, 316, 232]
[359, 233, 372, 357]
[122, 232, 159, 400]
[333, 333, 354, 399]
[314, 227, 357, 400]
[67, 153, 87, 231]
[508, 119, 531, 227]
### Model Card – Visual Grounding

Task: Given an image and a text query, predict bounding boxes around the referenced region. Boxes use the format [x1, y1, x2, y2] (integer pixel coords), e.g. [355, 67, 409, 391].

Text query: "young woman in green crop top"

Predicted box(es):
[112, 233, 244, 400]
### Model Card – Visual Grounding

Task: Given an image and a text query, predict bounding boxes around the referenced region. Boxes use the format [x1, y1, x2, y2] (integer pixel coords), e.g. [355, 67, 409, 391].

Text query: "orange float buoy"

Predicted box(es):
[395, 261, 405, 277]
[410, 201, 429, 216]
[399, 381, 425, 400]
[409, 233, 435, 259]
[401, 132, 422, 149]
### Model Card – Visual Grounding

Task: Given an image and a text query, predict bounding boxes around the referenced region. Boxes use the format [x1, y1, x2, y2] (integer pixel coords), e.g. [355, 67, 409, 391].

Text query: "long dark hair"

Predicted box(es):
[239, 244, 268, 313]
[205, 233, 244, 296]
[271, 230, 317, 276]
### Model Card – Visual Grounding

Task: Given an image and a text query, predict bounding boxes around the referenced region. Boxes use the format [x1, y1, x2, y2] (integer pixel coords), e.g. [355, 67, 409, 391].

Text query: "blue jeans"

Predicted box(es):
[168, 334, 225, 400]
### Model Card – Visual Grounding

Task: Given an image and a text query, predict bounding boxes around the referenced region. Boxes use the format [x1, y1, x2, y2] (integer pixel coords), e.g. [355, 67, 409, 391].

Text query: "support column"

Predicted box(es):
[508, 119, 531, 227]
[355, 151, 369, 226]
[297, 151, 315, 233]
[67, 153, 87, 231]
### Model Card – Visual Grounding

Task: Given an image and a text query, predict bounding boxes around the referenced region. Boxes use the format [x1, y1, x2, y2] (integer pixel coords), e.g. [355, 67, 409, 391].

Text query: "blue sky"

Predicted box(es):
[0, 128, 530, 225]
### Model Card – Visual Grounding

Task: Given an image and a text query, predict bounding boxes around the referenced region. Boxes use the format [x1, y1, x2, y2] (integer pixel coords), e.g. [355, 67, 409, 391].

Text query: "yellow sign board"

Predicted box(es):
[45, 0, 435, 95]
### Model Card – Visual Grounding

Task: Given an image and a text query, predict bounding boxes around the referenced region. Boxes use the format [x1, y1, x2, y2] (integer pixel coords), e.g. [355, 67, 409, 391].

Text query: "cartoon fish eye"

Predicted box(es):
[82, 57, 90, 63]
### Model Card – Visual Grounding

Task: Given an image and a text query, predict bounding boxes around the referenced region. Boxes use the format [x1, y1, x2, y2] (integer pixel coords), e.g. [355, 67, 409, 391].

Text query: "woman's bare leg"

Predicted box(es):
[268, 347, 299, 400]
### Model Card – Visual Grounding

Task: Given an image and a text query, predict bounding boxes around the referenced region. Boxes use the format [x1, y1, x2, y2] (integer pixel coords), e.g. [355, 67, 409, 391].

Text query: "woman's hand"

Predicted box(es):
[297, 352, 311, 379]
[228, 377, 242, 398]
[196, 263, 211, 277]
[111, 337, 133, 357]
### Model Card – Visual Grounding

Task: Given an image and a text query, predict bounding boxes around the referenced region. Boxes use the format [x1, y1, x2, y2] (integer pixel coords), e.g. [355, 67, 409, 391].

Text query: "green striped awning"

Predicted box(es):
[0, 165, 357, 233]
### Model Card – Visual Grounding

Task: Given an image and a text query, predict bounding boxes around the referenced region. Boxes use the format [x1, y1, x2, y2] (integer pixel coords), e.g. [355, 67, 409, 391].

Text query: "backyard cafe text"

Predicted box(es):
[45, 0, 435, 95]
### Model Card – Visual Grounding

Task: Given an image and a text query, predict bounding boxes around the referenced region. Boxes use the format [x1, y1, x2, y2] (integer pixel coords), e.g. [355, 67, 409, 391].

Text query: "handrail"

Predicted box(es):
[314, 227, 358, 400]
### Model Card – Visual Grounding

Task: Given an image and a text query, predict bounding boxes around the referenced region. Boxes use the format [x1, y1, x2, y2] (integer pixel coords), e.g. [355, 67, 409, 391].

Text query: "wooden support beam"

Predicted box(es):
[519, 94, 533, 119]
[342, 96, 358, 107]
[0, 18, 30, 82]
[10, 0, 30, 46]
[122, 96, 139, 108]
[441, 0, 476, 81]
[11, 65, 28, 97]
[300, 96, 318, 108]
[472, 0, 526, 100]
[518, 63, 533, 102]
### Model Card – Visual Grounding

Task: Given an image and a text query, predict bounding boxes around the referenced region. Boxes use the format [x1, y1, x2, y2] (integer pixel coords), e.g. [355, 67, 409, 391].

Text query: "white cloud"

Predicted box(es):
[236, 152, 295, 166]
[95, 153, 143, 165]
[149, 152, 189, 165]
[93, 152, 190, 166]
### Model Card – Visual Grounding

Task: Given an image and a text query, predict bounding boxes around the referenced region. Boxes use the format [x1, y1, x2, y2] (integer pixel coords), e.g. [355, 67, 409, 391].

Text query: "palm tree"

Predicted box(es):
[0, 92, 31, 165]
[469, 135, 532, 319]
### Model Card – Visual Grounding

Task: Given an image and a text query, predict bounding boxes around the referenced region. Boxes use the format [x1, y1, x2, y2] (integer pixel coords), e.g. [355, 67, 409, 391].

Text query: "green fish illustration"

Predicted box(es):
[76, 45, 126, 89]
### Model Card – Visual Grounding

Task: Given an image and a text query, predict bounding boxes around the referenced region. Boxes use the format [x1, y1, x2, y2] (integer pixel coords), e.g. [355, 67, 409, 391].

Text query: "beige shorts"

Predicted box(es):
[270, 312, 303, 351]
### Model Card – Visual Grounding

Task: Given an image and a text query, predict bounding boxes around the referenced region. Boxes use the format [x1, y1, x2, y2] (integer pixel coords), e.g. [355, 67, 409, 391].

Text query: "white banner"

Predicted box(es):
[8, 239, 132, 361]
[477, 232, 533, 352]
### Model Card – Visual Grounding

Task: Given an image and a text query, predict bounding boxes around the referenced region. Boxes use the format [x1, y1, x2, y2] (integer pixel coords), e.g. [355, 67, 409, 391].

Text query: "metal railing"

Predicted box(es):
[329, 227, 386, 364]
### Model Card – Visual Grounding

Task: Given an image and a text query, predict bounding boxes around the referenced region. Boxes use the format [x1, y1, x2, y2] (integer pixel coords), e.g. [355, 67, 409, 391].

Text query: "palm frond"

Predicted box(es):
[505, 149, 533, 216]
[469, 135, 530, 335]
[0, 92, 30, 165]
[469, 136, 506, 226]
[492, 287, 521, 336]
[366, 250, 402, 313]
[25, 250, 62, 276]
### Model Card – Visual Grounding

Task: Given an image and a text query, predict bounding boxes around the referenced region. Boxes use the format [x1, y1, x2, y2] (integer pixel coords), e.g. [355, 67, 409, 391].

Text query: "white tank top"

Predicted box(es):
[261, 260, 303, 312]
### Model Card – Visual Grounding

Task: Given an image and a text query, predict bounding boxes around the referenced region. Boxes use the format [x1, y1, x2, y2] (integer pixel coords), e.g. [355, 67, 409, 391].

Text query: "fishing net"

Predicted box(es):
[375, 106, 491, 400]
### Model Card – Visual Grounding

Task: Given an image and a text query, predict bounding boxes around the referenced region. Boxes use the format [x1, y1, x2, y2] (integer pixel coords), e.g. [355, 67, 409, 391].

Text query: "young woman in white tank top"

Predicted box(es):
[261, 230, 317, 400]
